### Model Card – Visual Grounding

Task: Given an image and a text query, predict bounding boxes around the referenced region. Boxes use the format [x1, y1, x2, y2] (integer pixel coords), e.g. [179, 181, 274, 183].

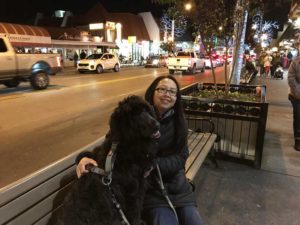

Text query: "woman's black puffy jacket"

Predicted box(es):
[142, 111, 196, 209]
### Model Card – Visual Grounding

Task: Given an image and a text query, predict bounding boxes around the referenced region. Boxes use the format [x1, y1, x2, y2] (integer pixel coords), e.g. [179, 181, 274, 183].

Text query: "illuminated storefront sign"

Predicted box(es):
[89, 23, 104, 30]
[128, 36, 136, 43]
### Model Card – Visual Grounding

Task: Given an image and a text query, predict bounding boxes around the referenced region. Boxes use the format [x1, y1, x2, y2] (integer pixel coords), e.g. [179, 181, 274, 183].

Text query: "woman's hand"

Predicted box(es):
[76, 157, 98, 178]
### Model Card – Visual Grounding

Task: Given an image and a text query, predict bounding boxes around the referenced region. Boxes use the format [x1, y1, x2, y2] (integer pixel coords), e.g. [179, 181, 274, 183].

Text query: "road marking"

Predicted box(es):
[0, 71, 168, 99]
[0, 95, 23, 101]
[49, 71, 168, 92]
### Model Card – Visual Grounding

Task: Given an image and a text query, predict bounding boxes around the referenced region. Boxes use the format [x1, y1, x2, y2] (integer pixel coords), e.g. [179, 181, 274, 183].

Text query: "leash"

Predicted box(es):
[88, 142, 130, 225]
[107, 184, 130, 225]
[155, 164, 179, 223]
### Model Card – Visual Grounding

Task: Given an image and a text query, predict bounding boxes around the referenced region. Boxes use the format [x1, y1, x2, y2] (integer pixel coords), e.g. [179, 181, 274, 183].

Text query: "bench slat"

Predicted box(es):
[6, 182, 73, 225]
[0, 166, 75, 224]
[187, 132, 205, 154]
[0, 137, 104, 207]
[186, 133, 217, 181]
[186, 132, 209, 169]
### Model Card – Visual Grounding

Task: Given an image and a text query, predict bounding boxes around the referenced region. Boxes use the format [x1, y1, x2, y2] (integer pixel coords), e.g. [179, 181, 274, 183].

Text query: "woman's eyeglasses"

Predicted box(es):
[155, 87, 177, 97]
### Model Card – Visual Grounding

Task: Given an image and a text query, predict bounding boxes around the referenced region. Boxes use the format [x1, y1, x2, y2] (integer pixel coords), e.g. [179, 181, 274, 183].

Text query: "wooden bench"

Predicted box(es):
[185, 117, 217, 182]
[0, 137, 105, 225]
[0, 120, 216, 225]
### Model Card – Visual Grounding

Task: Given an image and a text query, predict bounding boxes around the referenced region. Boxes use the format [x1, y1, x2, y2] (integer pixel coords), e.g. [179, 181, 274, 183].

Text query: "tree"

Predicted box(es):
[160, 6, 187, 41]
[231, 0, 264, 84]
[150, 0, 264, 88]
[160, 41, 175, 53]
[189, 0, 237, 93]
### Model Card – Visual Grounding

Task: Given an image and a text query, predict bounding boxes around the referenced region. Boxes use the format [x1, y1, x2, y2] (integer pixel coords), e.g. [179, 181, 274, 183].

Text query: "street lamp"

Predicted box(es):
[185, 3, 192, 11]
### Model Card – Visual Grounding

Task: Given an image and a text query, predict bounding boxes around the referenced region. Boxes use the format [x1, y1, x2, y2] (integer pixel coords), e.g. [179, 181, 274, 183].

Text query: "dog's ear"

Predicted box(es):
[109, 109, 122, 142]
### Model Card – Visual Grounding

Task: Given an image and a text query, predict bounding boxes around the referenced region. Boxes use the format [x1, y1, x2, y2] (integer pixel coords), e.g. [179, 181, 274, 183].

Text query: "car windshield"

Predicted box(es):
[86, 54, 103, 59]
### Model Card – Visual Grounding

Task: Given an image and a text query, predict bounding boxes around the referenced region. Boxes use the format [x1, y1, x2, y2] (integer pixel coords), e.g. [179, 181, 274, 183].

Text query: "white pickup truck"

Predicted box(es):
[0, 36, 62, 90]
[167, 51, 205, 74]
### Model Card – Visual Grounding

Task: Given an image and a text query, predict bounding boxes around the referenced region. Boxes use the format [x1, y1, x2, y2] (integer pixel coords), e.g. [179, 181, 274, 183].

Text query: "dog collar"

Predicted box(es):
[87, 142, 118, 185]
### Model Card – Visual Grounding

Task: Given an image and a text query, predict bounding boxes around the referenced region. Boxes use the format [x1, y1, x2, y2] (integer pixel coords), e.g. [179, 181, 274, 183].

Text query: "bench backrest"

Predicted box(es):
[0, 137, 104, 225]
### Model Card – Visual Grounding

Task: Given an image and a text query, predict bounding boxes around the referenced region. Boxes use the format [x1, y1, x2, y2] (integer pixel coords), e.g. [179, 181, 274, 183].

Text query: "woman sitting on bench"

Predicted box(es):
[76, 76, 204, 225]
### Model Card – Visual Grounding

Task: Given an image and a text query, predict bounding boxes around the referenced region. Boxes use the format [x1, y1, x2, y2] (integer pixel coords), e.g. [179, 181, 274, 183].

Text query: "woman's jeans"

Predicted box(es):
[289, 94, 300, 139]
[142, 206, 204, 225]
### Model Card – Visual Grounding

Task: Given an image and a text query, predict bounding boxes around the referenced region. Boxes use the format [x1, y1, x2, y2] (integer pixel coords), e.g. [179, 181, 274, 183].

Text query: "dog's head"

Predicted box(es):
[109, 95, 160, 159]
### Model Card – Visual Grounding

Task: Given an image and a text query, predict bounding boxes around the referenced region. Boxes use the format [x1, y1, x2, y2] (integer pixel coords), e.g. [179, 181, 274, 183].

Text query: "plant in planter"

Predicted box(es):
[189, 84, 264, 102]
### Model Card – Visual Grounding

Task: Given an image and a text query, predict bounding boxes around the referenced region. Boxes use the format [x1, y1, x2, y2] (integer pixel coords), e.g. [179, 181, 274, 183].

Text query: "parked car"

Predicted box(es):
[145, 55, 168, 68]
[77, 53, 120, 74]
[212, 54, 224, 67]
[0, 36, 62, 90]
[204, 55, 217, 68]
[222, 54, 233, 64]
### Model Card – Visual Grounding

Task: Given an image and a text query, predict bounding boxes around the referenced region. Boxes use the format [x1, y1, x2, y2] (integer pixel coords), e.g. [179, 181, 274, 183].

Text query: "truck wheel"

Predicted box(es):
[4, 80, 20, 88]
[169, 69, 175, 75]
[189, 65, 196, 74]
[201, 65, 205, 72]
[114, 64, 120, 72]
[96, 65, 103, 74]
[30, 72, 49, 90]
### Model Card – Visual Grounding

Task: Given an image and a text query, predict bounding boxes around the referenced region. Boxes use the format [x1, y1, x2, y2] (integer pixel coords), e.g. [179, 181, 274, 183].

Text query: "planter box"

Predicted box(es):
[181, 83, 268, 168]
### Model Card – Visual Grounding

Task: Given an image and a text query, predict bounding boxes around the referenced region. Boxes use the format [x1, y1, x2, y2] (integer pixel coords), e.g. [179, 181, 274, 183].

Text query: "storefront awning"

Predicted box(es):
[0, 22, 51, 47]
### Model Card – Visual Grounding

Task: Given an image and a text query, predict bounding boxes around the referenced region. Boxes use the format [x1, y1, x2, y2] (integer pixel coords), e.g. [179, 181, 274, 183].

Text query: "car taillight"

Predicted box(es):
[56, 57, 61, 67]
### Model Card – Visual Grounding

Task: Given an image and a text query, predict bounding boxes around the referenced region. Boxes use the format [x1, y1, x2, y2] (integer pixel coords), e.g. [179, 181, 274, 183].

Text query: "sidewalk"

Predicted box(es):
[197, 72, 300, 225]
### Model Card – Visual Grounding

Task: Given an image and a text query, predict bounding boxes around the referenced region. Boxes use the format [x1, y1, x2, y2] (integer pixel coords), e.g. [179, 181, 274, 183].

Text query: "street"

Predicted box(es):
[0, 66, 226, 187]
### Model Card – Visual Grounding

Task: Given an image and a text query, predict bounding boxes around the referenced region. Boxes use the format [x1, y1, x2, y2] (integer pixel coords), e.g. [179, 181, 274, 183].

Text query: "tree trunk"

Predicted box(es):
[231, 0, 249, 84]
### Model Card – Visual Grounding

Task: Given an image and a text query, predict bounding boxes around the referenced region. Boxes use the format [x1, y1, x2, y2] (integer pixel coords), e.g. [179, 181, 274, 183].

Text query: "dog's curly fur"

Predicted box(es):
[56, 95, 159, 225]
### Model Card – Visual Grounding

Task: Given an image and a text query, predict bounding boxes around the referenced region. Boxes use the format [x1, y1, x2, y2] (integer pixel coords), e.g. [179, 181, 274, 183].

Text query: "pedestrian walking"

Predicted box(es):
[80, 50, 86, 59]
[271, 52, 282, 77]
[282, 54, 289, 69]
[259, 52, 265, 77]
[287, 51, 293, 67]
[263, 54, 272, 78]
[287, 56, 300, 151]
[73, 51, 79, 68]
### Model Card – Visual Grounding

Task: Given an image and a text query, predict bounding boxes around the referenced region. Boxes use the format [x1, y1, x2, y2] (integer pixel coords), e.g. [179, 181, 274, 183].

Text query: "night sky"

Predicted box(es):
[0, 0, 292, 27]
[0, 0, 167, 23]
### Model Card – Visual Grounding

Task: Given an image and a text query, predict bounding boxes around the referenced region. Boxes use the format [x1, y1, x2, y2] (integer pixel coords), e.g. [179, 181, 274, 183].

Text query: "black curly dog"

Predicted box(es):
[55, 95, 160, 225]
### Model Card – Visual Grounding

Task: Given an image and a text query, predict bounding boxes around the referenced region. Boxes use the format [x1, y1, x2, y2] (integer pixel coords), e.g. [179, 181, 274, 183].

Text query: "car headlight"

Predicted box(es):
[152, 59, 158, 65]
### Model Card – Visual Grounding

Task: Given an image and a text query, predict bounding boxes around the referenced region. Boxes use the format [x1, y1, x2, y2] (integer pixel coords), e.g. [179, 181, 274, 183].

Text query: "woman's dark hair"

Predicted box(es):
[145, 75, 187, 151]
